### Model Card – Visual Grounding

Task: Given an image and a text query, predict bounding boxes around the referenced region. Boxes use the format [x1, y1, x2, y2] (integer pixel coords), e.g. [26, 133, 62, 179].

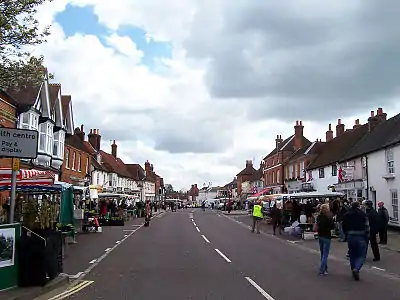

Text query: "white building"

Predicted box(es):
[337, 109, 399, 226]
[11, 74, 74, 181]
[198, 186, 218, 203]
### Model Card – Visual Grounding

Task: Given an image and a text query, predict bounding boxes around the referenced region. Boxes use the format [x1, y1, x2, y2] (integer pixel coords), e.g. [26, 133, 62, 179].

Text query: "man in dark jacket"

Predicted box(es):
[365, 201, 380, 261]
[377, 201, 389, 244]
[342, 201, 369, 281]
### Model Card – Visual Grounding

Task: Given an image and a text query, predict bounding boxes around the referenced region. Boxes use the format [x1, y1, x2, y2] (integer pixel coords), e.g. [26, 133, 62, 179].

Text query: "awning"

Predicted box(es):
[0, 168, 55, 180]
[252, 187, 271, 198]
[0, 178, 54, 187]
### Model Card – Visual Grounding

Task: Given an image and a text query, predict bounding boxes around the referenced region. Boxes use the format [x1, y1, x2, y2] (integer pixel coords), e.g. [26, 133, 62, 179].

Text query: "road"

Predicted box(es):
[40, 209, 400, 300]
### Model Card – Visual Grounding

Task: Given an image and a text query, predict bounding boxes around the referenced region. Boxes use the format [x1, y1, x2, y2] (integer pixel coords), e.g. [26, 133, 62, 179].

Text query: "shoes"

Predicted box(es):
[352, 269, 360, 281]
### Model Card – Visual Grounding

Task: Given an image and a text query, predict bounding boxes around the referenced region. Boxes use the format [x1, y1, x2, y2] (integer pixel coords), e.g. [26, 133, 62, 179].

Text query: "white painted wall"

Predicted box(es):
[310, 166, 338, 192]
[198, 190, 217, 203]
[367, 145, 400, 226]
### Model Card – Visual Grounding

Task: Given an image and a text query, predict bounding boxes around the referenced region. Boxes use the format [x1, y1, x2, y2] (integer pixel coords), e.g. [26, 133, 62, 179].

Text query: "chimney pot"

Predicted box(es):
[296, 120, 299, 126]
[328, 123, 332, 130]
[338, 118, 341, 125]
[81, 124, 84, 132]
[377, 108, 383, 115]
[90, 129, 93, 134]
[371, 111, 374, 118]
[279, 135, 282, 139]
[356, 119, 359, 125]
[300, 120, 302, 126]
[276, 134, 279, 139]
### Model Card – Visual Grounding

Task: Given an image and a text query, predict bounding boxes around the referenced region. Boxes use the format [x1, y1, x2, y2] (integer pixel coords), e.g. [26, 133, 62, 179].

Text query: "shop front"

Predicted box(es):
[334, 180, 364, 201]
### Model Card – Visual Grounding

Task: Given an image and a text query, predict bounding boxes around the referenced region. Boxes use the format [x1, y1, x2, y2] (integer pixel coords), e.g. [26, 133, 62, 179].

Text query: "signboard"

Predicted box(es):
[0, 223, 20, 291]
[0, 128, 38, 158]
[12, 158, 19, 171]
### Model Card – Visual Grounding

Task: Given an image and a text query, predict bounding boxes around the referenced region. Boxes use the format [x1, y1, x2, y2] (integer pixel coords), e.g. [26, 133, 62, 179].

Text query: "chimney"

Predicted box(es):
[88, 128, 100, 151]
[336, 119, 345, 137]
[368, 108, 387, 132]
[150, 164, 154, 172]
[111, 140, 117, 158]
[353, 119, 362, 129]
[326, 123, 333, 142]
[294, 120, 304, 150]
[275, 134, 283, 153]
[246, 160, 253, 167]
[74, 126, 85, 141]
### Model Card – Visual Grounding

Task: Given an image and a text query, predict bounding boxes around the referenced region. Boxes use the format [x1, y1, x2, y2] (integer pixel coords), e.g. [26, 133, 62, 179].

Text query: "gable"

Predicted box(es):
[48, 84, 64, 127]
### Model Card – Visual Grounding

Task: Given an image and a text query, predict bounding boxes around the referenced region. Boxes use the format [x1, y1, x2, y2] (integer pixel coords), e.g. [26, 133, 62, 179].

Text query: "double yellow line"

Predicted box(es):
[48, 280, 94, 300]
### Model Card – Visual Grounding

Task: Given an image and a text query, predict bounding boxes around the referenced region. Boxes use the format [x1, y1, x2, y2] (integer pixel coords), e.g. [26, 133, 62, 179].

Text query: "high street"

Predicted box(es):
[38, 210, 400, 300]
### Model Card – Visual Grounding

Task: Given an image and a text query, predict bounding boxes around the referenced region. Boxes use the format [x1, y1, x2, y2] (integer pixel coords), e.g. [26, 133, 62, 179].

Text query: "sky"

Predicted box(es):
[33, 0, 400, 190]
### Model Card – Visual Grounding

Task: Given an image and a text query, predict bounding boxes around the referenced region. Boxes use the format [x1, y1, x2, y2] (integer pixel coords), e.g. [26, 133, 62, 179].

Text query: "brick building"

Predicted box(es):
[236, 160, 257, 196]
[61, 126, 91, 186]
[263, 121, 311, 194]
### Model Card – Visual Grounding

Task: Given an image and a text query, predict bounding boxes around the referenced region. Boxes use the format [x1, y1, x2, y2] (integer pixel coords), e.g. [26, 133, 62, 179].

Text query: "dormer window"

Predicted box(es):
[19, 112, 39, 130]
[38, 122, 53, 154]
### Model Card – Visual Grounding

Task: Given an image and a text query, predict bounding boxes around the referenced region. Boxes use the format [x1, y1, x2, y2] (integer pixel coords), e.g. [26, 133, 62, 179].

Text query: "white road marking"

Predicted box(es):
[116, 241, 120, 244]
[287, 240, 299, 244]
[68, 272, 84, 279]
[195, 226, 200, 232]
[201, 235, 210, 243]
[132, 225, 142, 227]
[124, 235, 128, 237]
[105, 248, 111, 252]
[372, 266, 386, 271]
[245, 277, 275, 300]
[191, 218, 194, 222]
[123, 229, 135, 232]
[89, 259, 97, 264]
[193, 222, 197, 226]
[214, 248, 231, 263]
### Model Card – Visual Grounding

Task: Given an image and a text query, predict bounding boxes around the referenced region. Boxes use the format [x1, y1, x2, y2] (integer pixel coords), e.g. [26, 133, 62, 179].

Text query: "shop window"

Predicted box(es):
[386, 148, 395, 174]
[391, 189, 398, 221]
[331, 164, 337, 176]
[86, 157, 89, 174]
[65, 149, 70, 168]
[277, 170, 280, 183]
[319, 167, 325, 178]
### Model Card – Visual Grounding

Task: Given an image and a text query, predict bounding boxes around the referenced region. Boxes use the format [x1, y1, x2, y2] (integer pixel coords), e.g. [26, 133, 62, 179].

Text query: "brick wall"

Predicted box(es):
[61, 145, 90, 184]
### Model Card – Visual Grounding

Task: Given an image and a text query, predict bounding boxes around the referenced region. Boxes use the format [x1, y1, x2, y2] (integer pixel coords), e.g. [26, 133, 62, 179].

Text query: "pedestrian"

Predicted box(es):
[144, 200, 151, 227]
[365, 201, 381, 261]
[251, 200, 263, 234]
[316, 204, 335, 275]
[270, 204, 282, 235]
[377, 201, 389, 245]
[342, 201, 369, 281]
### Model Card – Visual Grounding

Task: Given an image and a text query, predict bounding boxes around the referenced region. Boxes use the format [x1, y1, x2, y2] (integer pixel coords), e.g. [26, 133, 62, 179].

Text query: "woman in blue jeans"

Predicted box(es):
[316, 204, 335, 275]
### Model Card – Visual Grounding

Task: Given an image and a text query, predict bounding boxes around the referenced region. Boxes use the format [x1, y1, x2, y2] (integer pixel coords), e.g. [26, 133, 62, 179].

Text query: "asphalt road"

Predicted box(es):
[41, 209, 400, 300]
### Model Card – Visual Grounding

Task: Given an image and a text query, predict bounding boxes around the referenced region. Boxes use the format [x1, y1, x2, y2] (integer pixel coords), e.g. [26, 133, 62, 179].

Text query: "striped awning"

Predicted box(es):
[0, 168, 55, 180]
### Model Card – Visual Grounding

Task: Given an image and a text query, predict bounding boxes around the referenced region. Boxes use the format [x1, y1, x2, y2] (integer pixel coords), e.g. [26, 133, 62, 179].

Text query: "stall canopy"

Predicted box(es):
[252, 187, 272, 198]
[0, 168, 55, 187]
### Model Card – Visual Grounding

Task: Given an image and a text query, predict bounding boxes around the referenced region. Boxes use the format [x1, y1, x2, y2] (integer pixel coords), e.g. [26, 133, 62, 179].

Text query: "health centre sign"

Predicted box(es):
[0, 128, 38, 159]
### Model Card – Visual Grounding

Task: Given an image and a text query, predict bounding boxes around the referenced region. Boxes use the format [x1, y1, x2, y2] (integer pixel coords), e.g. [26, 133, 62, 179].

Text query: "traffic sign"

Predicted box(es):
[12, 158, 20, 171]
[0, 128, 38, 159]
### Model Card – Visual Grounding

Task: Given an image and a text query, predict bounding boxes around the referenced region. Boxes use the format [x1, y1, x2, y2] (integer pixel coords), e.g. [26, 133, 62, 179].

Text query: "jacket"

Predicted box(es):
[342, 207, 369, 236]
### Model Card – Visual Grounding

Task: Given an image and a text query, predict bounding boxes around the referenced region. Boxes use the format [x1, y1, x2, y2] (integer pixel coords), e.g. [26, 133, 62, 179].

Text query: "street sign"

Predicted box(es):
[0, 128, 38, 159]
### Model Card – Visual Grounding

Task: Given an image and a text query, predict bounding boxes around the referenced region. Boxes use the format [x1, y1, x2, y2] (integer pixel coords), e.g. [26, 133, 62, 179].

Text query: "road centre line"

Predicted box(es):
[372, 266, 386, 272]
[105, 248, 111, 252]
[245, 277, 275, 300]
[89, 259, 97, 264]
[214, 248, 232, 263]
[116, 241, 120, 244]
[195, 226, 200, 232]
[201, 235, 210, 243]
[47, 280, 94, 300]
[193, 222, 197, 226]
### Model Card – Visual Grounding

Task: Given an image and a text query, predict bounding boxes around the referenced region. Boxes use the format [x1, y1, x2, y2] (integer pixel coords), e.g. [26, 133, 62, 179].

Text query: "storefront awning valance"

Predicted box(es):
[0, 168, 55, 180]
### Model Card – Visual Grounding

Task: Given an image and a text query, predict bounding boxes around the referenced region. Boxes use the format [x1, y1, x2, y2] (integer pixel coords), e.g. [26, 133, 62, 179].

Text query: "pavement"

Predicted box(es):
[33, 208, 400, 300]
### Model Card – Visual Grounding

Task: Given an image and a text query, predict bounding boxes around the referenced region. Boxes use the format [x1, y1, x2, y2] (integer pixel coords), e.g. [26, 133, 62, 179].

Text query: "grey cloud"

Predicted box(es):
[185, 1, 400, 121]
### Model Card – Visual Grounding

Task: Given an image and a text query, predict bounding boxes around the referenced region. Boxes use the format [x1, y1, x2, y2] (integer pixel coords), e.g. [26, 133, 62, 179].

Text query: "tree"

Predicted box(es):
[165, 184, 174, 193]
[0, 0, 53, 90]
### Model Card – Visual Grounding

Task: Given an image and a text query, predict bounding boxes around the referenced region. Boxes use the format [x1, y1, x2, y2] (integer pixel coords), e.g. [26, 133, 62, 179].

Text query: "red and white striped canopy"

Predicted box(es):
[0, 168, 55, 187]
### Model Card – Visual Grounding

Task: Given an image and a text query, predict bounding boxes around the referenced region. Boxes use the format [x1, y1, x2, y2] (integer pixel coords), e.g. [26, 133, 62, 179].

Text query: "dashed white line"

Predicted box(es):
[191, 218, 194, 222]
[372, 266, 386, 272]
[195, 226, 200, 232]
[214, 248, 231, 263]
[116, 241, 120, 244]
[245, 277, 275, 300]
[69, 272, 84, 279]
[105, 248, 111, 252]
[89, 259, 97, 264]
[201, 235, 210, 243]
[193, 222, 197, 226]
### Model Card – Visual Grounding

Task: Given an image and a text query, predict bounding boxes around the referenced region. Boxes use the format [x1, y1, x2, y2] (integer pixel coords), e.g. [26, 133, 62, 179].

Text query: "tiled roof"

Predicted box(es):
[340, 113, 400, 162]
[263, 135, 311, 160]
[99, 150, 132, 178]
[48, 84, 60, 113]
[125, 164, 146, 181]
[249, 168, 263, 182]
[307, 124, 369, 170]
[0, 90, 19, 107]
[83, 141, 97, 155]
[61, 95, 71, 122]
[6, 84, 41, 107]
[285, 141, 325, 163]
[65, 135, 88, 153]
[236, 165, 257, 176]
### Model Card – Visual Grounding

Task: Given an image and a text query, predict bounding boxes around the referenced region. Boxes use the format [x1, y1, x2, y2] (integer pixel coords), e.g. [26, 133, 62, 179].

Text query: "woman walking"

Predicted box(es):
[316, 204, 335, 275]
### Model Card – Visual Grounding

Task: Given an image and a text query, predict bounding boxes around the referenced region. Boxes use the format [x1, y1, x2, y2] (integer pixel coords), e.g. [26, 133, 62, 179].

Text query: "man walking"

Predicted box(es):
[342, 201, 369, 281]
[377, 201, 389, 245]
[365, 201, 381, 261]
[251, 200, 263, 234]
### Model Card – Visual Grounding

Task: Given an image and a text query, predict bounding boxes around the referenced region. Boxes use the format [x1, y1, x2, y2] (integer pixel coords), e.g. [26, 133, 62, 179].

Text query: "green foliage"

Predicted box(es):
[0, 0, 53, 90]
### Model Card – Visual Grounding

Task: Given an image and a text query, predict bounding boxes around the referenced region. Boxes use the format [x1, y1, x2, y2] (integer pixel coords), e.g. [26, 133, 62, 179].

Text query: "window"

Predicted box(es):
[19, 112, 39, 130]
[285, 166, 289, 179]
[71, 151, 76, 170]
[53, 131, 59, 156]
[332, 164, 337, 176]
[77, 154, 82, 172]
[65, 149, 70, 168]
[391, 189, 398, 221]
[108, 174, 113, 186]
[59, 131, 65, 158]
[104, 174, 106, 183]
[386, 148, 395, 174]
[319, 167, 325, 178]
[272, 171, 275, 183]
[46, 123, 53, 154]
[38, 122, 53, 154]
[39, 123, 46, 152]
[97, 173, 100, 185]
[86, 157, 89, 174]
[295, 164, 298, 178]
[288, 164, 293, 178]
[276, 170, 280, 183]
[300, 161, 305, 176]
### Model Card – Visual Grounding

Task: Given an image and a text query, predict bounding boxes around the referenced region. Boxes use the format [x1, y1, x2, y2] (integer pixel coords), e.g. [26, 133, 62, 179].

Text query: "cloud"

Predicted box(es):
[184, 0, 400, 121]
[31, 1, 400, 190]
